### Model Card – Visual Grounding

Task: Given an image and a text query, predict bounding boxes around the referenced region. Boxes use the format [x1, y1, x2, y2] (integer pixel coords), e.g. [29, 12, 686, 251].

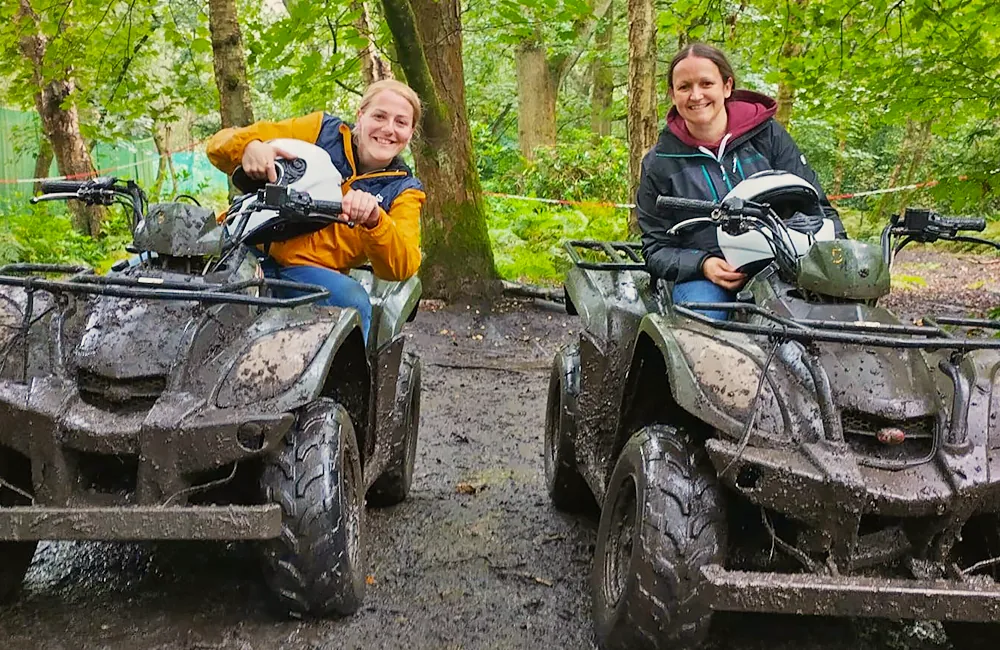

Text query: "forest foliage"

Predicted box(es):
[2, 0, 1000, 282]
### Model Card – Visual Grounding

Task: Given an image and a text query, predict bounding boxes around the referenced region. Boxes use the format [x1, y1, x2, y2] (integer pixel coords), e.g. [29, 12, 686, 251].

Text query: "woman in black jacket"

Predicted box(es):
[636, 43, 843, 318]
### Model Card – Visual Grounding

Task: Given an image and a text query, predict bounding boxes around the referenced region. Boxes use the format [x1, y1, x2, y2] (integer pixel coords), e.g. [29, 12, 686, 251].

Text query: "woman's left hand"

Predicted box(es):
[342, 189, 382, 229]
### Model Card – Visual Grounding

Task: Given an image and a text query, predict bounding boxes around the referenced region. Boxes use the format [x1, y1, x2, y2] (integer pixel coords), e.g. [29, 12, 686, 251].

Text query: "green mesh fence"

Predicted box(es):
[0, 108, 226, 201]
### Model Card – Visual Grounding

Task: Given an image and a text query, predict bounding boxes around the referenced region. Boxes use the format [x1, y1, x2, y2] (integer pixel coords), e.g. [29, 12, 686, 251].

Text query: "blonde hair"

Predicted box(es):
[357, 80, 422, 128]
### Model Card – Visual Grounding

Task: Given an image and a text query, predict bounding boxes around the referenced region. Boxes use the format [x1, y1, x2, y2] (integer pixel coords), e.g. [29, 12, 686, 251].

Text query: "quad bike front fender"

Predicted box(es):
[636, 313, 803, 444]
[352, 272, 421, 351]
[198, 304, 368, 414]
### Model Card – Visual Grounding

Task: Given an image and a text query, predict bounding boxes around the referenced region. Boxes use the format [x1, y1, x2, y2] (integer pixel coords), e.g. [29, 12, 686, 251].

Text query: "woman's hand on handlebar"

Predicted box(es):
[342, 189, 382, 229]
[702, 256, 747, 291]
[241, 140, 298, 182]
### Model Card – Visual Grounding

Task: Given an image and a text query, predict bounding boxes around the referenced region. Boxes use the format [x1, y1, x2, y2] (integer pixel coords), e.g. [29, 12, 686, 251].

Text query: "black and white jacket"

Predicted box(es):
[637, 92, 843, 283]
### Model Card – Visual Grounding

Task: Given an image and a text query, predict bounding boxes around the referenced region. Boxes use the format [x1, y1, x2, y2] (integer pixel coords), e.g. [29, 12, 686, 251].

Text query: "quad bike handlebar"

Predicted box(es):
[883, 207, 999, 266]
[890, 208, 986, 241]
[657, 193, 999, 270]
[656, 194, 768, 220]
[32, 176, 148, 229]
[253, 183, 350, 227]
[658, 194, 802, 281]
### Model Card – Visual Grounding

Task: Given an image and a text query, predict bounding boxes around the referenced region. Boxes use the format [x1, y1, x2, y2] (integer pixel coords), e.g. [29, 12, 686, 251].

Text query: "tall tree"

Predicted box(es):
[14, 0, 103, 236]
[32, 136, 53, 196]
[514, 0, 613, 158]
[773, 0, 807, 126]
[208, 0, 254, 129]
[354, 1, 393, 84]
[627, 0, 657, 232]
[589, 3, 615, 137]
[381, 0, 499, 300]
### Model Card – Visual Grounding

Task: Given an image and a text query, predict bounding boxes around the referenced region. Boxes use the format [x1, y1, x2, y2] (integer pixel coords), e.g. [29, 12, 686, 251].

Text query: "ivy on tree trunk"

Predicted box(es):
[208, 0, 254, 129]
[381, 0, 499, 301]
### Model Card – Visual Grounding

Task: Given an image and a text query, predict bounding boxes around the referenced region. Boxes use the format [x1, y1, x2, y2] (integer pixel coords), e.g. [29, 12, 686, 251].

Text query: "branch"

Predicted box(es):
[325, 14, 339, 54]
[336, 79, 363, 97]
[551, 0, 614, 88]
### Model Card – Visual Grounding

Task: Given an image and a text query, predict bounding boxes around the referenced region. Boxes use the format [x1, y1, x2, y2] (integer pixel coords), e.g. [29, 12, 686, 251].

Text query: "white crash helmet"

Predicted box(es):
[717, 170, 837, 273]
[724, 170, 823, 220]
[224, 138, 344, 246]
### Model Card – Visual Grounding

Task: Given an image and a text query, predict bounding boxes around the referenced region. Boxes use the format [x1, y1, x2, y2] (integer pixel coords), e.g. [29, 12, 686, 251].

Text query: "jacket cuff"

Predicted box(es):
[359, 208, 392, 240]
[676, 250, 713, 283]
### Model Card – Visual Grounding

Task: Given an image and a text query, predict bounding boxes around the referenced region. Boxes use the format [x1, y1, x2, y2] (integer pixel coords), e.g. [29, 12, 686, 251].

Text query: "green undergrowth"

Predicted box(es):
[0, 193, 132, 273]
[485, 195, 631, 285]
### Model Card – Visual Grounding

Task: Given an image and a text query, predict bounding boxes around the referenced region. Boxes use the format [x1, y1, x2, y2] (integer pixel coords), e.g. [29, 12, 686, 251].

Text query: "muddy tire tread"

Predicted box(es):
[593, 425, 727, 650]
[261, 398, 364, 618]
[544, 343, 592, 511]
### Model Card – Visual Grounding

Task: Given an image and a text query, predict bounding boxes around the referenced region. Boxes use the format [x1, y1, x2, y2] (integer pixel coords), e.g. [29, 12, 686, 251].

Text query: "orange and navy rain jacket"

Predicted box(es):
[206, 112, 424, 281]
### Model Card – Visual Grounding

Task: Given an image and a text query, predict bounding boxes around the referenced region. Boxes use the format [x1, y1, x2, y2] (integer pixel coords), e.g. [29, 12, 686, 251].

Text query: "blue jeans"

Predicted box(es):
[264, 262, 373, 342]
[672, 280, 734, 321]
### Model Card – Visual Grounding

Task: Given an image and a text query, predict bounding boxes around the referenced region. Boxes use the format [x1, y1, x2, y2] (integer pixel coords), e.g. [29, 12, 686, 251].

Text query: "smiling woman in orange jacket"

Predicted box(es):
[205, 79, 425, 340]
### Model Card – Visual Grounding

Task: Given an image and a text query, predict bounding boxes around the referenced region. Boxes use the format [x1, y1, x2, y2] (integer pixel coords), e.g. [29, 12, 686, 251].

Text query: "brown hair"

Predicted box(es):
[357, 79, 423, 127]
[668, 43, 737, 90]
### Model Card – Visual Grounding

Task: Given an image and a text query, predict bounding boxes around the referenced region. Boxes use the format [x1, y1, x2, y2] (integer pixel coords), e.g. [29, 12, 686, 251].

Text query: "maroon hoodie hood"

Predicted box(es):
[667, 89, 777, 150]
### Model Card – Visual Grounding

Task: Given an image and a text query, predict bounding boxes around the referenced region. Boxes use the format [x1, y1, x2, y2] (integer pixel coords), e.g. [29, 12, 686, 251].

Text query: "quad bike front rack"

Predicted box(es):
[564, 240, 645, 271]
[0, 264, 330, 308]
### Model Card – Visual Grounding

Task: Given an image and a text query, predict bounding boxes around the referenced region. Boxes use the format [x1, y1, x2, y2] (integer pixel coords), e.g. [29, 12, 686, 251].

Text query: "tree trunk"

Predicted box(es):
[775, 40, 804, 127]
[895, 120, 933, 216]
[627, 0, 657, 234]
[150, 123, 175, 199]
[515, 0, 613, 158]
[355, 1, 393, 85]
[775, 0, 807, 127]
[831, 122, 847, 196]
[16, 0, 103, 236]
[32, 136, 53, 196]
[590, 2, 614, 138]
[727, 1, 746, 41]
[208, 0, 254, 129]
[381, 0, 499, 301]
[516, 38, 557, 159]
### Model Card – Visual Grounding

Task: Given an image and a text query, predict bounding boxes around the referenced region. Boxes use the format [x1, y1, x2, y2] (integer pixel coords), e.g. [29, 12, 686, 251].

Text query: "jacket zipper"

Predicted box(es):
[698, 133, 734, 192]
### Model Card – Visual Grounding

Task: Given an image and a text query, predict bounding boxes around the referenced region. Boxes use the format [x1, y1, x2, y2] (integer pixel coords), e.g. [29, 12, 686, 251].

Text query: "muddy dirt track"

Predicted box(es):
[1, 249, 998, 650]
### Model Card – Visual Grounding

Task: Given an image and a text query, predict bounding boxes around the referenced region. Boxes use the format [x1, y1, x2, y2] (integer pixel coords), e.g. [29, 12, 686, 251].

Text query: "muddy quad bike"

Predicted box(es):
[0, 172, 421, 618]
[546, 178, 1000, 650]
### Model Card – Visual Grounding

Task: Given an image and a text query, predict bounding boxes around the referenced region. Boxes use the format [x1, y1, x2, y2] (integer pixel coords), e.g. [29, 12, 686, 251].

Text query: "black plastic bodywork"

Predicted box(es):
[0, 251, 421, 541]
[560, 238, 1000, 623]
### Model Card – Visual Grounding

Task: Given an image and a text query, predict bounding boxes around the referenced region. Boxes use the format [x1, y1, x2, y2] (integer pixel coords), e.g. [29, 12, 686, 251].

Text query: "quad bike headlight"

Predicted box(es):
[216, 320, 332, 408]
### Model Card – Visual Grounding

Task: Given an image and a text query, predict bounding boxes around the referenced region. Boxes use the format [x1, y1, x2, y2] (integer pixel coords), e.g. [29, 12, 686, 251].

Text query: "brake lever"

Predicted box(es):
[30, 192, 79, 204]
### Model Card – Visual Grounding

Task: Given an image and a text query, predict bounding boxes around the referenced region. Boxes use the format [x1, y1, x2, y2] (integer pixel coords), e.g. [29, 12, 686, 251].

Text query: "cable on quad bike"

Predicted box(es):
[33, 177, 148, 231]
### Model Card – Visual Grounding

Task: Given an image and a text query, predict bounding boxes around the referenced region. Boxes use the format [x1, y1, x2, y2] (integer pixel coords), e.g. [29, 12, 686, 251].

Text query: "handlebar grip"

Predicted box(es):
[310, 199, 343, 215]
[939, 216, 986, 232]
[39, 180, 85, 194]
[655, 195, 718, 215]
